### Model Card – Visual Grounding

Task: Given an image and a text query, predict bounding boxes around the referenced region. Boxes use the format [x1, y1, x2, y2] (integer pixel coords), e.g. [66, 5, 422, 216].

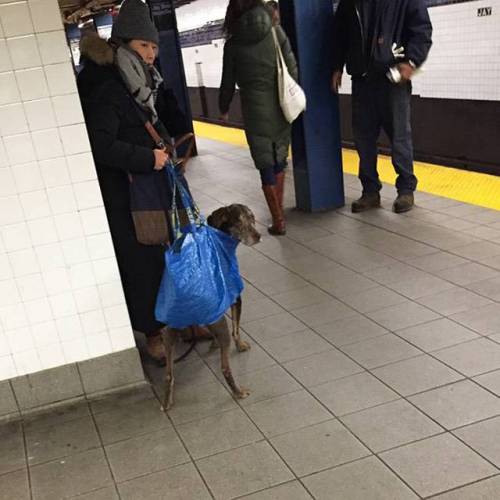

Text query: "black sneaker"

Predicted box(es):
[351, 193, 381, 213]
[393, 193, 414, 213]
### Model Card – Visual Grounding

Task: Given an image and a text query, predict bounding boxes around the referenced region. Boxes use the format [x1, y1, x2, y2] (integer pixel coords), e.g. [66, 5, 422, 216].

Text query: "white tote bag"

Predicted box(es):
[272, 28, 306, 123]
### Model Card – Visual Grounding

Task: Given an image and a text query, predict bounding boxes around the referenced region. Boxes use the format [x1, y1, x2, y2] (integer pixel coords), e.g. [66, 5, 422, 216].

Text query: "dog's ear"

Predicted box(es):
[207, 207, 229, 229]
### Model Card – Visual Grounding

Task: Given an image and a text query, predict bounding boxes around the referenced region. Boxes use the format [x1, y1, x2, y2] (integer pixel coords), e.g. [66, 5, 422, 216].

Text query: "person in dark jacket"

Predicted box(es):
[332, 0, 432, 213]
[219, 0, 298, 236]
[77, 0, 191, 363]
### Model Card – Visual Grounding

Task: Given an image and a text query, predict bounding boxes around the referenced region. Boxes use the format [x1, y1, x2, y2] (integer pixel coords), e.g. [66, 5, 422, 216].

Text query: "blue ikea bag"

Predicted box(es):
[155, 163, 244, 329]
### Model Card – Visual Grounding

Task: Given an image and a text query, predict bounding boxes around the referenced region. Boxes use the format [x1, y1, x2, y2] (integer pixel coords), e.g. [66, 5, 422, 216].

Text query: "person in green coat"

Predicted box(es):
[219, 0, 298, 236]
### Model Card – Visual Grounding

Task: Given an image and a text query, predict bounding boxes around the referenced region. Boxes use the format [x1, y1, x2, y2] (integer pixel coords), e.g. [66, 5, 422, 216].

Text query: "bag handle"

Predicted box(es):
[271, 28, 287, 73]
[166, 162, 202, 239]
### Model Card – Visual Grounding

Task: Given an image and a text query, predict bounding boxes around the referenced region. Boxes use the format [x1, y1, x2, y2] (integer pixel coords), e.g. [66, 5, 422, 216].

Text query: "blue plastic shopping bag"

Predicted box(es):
[154, 163, 244, 329]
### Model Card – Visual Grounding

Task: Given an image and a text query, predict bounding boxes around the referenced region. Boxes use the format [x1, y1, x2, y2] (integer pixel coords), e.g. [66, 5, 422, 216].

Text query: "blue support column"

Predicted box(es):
[280, 0, 345, 212]
[148, 0, 196, 156]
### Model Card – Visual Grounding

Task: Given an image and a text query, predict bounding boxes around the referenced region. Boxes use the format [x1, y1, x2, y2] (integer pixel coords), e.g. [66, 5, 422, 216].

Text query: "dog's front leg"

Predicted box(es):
[209, 316, 250, 400]
[160, 327, 178, 411]
[231, 297, 250, 352]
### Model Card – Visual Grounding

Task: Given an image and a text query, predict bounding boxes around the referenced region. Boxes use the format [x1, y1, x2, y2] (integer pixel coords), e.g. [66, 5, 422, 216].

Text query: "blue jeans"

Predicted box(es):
[352, 76, 417, 195]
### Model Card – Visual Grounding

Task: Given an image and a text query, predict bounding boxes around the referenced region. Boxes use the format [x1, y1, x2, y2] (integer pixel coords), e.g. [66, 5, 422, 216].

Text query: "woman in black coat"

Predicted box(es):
[76, 0, 190, 362]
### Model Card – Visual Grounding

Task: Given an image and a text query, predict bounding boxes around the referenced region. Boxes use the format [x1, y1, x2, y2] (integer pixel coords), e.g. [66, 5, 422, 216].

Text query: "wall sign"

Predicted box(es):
[477, 7, 492, 16]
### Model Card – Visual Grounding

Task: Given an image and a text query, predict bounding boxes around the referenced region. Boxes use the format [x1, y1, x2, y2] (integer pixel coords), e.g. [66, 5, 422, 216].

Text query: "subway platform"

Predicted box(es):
[1, 136, 500, 499]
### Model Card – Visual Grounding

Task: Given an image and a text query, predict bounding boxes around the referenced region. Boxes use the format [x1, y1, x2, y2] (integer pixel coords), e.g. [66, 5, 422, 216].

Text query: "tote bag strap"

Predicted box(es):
[271, 28, 287, 73]
[166, 163, 202, 239]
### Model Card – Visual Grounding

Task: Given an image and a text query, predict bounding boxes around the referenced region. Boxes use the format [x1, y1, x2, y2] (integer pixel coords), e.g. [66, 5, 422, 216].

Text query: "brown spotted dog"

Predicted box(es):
[160, 204, 260, 411]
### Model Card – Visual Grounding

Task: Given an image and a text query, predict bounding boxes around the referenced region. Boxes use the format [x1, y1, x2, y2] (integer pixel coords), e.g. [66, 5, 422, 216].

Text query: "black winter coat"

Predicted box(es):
[77, 38, 189, 335]
[332, 0, 432, 77]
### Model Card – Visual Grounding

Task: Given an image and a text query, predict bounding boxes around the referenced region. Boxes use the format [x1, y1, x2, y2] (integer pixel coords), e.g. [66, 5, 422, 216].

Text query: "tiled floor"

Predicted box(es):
[1, 137, 500, 499]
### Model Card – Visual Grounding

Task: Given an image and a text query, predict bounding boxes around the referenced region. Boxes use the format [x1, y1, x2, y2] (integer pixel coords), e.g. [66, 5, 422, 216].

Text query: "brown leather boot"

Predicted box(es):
[275, 171, 285, 210]
[393, 193, 414, 213]
[262, 185, 286, 235]
[351, 192, 381, 213]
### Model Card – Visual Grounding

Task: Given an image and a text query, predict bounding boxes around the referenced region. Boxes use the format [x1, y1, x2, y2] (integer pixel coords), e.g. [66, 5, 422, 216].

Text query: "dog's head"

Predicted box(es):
[207, 204, 261, 246]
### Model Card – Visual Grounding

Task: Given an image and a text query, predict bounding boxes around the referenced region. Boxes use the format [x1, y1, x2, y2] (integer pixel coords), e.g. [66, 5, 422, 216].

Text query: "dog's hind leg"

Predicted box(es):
[231, 296, 250, 352]
[160, 327, 178, 412]
[209, 316, 250, 400]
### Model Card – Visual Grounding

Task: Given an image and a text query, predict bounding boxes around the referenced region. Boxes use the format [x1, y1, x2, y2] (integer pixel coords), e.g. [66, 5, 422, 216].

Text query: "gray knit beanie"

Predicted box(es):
[111, 0, 159, 45]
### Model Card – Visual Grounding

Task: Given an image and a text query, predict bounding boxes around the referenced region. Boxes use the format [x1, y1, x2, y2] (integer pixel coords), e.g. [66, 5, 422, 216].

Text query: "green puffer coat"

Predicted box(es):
[219, 5, 298, 171]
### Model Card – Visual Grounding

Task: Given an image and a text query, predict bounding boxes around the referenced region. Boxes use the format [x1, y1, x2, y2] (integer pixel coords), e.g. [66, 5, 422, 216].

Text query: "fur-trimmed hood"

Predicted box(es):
[80, 34, 114, 66]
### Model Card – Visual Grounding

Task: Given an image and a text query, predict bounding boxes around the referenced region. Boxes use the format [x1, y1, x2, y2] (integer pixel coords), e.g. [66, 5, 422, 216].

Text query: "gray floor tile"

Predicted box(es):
[341, 334, 422, 369]
[251, 274, 309, 296]
[366, 301, 441, 331]
[270, 419, 370, 477]
[291, 299, 357, 328]
[196, 441, 293, 500]
[0, 422, 25, 475]
[341, 399, 443, 452]
[245, 390, 332, 437]
[0, 469, 29, 500]
[176, 408, 262, 459]
[201, 341, 276, 382]
[372, 355, 464, 396]
[466, 276, 500, 301]
[272, 285, 332, 310]
[387, 274, 455, 300]
[314, 313, 389, 347]
[0, 381, 18, 419]
[474, 369, 500, 396]
[302, 455, 418, 500]
[93, 394, 170, 445]
[118, 462, 212, 500]
[450, 241, 500, 260]
[433, 338, 500, 377]
[159, 380, 238, 425]
[24, 401, 91, 432]
[432, 475, 500, 499]
[240, 480, 313, 499]
[105, 428, 189, 483]
[450, 303, 500, 336]
[311, 372, 399, 416]
[69, 487, 119, 500]
[89, 386, 156, 415]
[380, 433, 497, 498]
[26, 415, 100, 465]
[242, 312, 307, 342]
[435, 262, 500, 286]
[363, 262, 428, 285]
[478, 254, 500, 270]
[30, 448, 113, 500]
[316, 273, 381, 299]
[239, 298, 285, 323]
[283, 349, 363, 387]
[405, 251, 469, 273]
[258, 329, 332, 363]
[340, 286, 408, 313]
[453, 416, 500, 467]
[236, 364, 302, 407]
[396, 318, 479, 352]
[416, 287, 493, 316]
[409, 380, 500, 430]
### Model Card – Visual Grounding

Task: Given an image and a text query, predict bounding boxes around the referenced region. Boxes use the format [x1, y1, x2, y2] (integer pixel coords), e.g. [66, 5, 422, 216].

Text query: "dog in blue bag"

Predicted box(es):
[156, 163, 261, 410]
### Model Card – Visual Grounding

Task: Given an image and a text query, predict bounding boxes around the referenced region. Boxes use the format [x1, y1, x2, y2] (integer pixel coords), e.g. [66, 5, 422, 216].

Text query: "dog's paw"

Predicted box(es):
[234, 387, 251, 400]
[236, 340, 251, 352]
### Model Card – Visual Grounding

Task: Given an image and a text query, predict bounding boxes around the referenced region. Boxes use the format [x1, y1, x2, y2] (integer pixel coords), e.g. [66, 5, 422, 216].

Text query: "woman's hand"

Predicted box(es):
[219, 113, 229, 122]
[153, 149, 169, 170]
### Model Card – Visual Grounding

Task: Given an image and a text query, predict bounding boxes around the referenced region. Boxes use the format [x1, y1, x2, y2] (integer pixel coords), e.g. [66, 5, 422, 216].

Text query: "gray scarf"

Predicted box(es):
[114, 44, 163, 123]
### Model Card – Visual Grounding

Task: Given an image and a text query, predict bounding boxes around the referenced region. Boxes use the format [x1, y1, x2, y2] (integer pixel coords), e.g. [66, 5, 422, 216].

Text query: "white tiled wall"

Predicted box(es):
[0, 0, 135, 381]
[339, 0, 500, 102]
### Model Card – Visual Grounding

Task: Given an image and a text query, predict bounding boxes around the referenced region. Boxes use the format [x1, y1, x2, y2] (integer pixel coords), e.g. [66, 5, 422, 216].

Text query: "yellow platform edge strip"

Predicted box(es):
[194, 120, 500, 211]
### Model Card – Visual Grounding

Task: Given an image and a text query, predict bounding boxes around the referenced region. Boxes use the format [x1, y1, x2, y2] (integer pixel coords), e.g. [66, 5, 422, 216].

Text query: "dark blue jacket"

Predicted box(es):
[332, 0, 432, 76]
